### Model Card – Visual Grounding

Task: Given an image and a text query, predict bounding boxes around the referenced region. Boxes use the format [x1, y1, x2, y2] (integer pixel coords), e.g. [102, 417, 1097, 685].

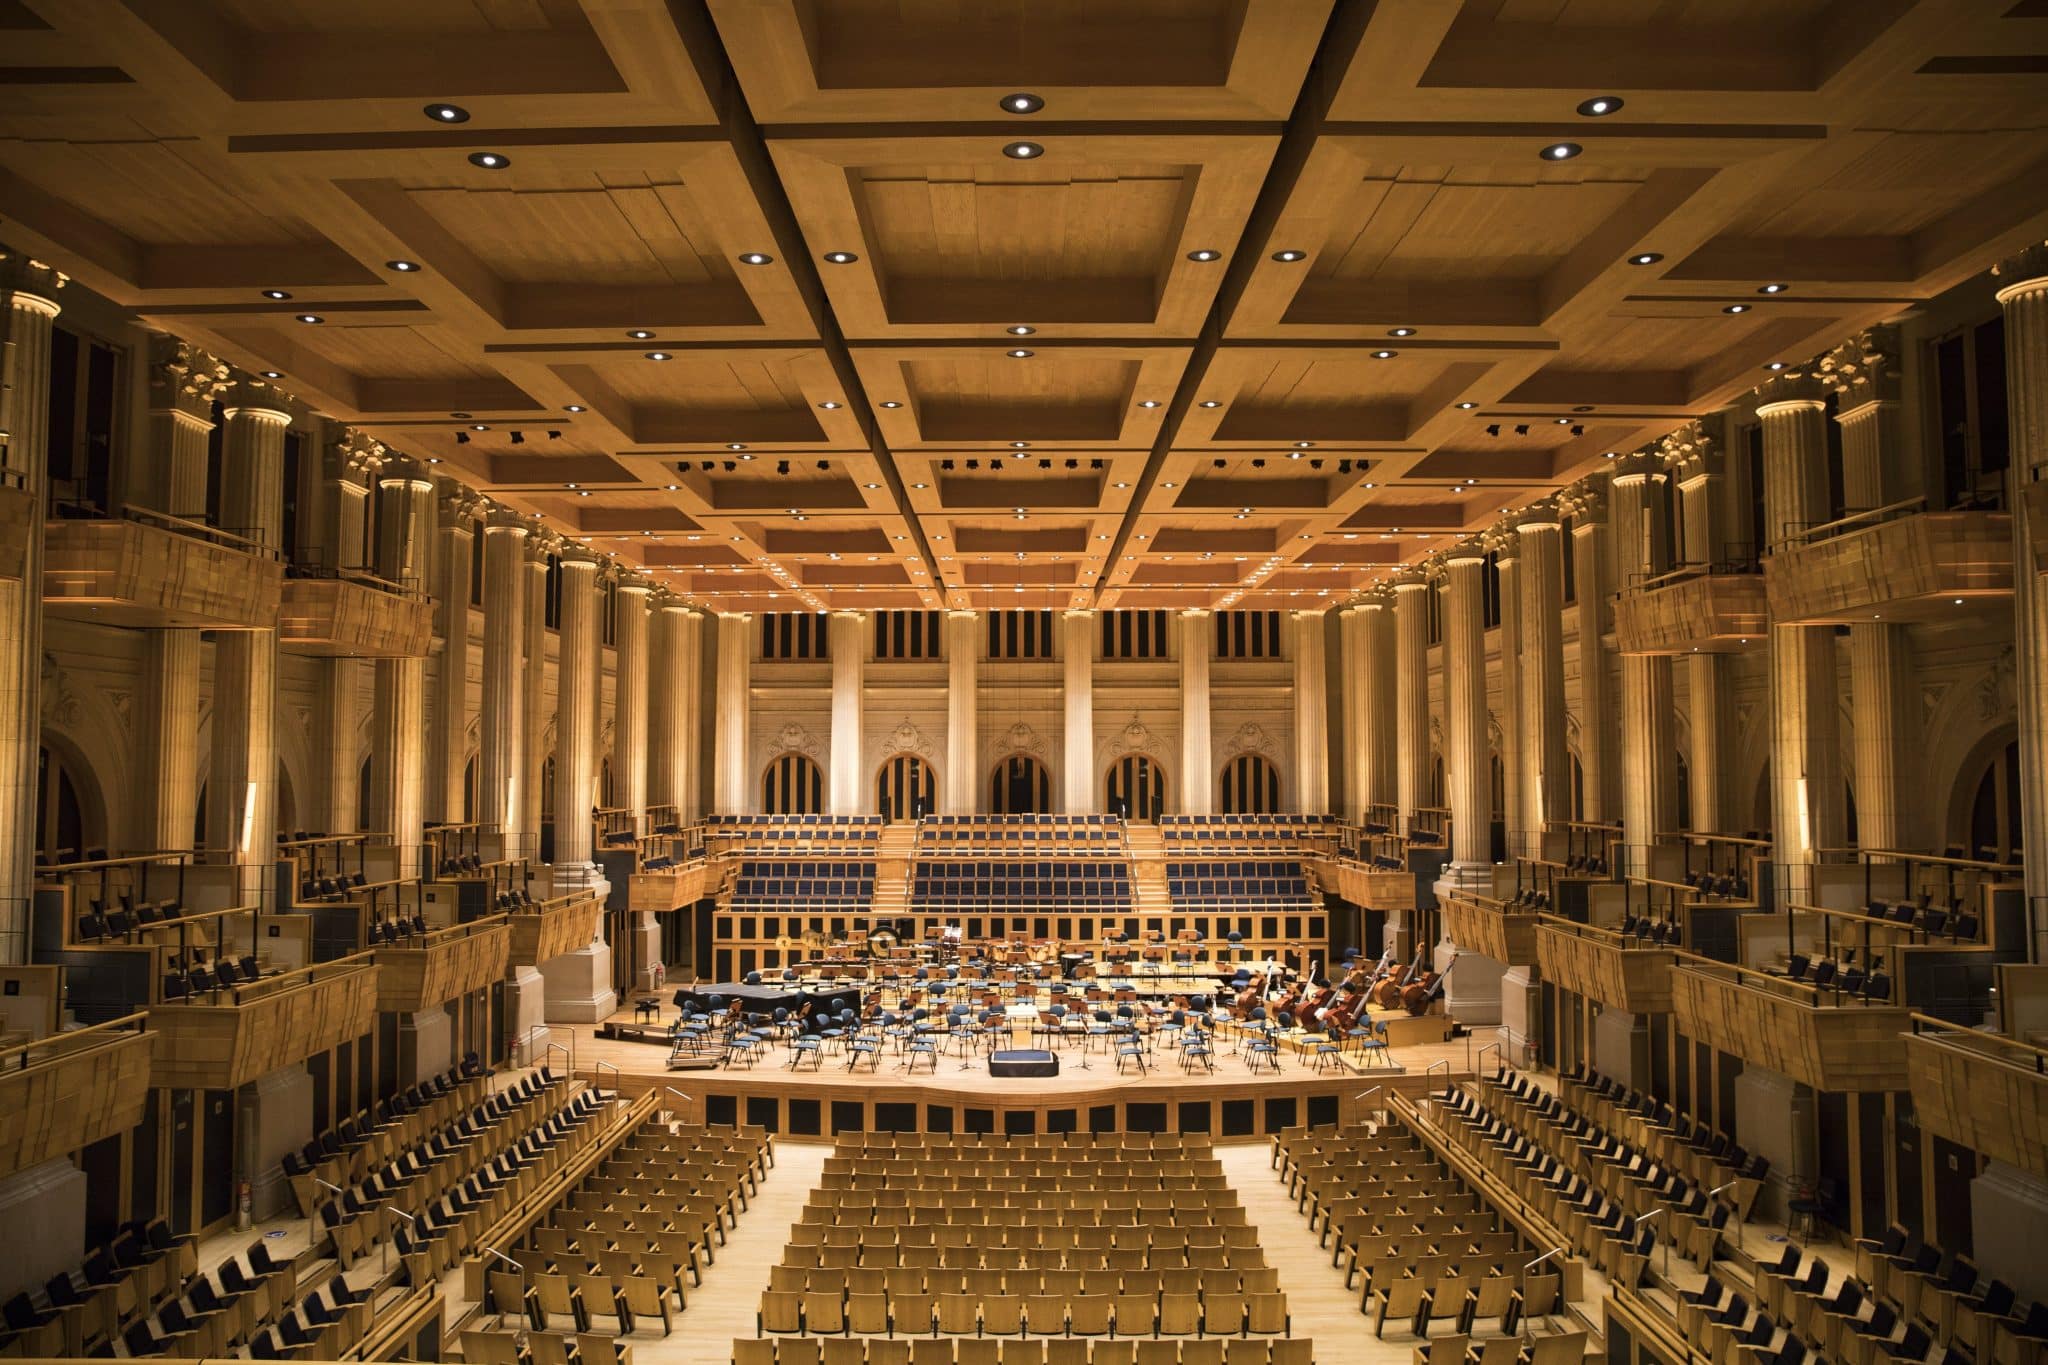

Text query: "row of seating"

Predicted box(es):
[917, 817, 1126, 857]
[733, 1336, 1314, 1365]
[283, 1060, 489, 1209]
[1558, 1066, 1769, 1215]
[77, 891, 194, 943]
[299, 870, 371, 902]
[710, 816, 884, 854]
[757, 1288, 1289, 1338]
[1853, 1224, 2048, 1365]
[769, 1271, 1282, 1301]
[462, 1326, 633, 1365]
[0, 1219, 206, 1357]
[778, 1246, 1263, 1276]
[1776, 950, 1894, 1004]
[159, 949, 274, 1000]
[1857, 894, 1979, 942]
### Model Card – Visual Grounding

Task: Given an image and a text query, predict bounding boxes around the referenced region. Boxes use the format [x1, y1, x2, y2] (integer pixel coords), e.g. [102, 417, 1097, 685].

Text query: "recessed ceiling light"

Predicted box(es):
[1764, 361, 1788, 371]
[1371, 349, 1397, 359]
[260, 370, 283, 379]
[296, 314, 323, 324]
[565, 404, 585, 413]
[1198, 400, 1221, 408]
[863, 482, 879, 489]
[1009, 441, 1029, 448]
[645, 351, 672, 360]
[1541, 142, 1582, 161]
[1456, 401, 1478, 409]
[627, 329, 654, 339]
[426, 457, 441, 464]
[1007, 325, 1036, 336]
[472, 424, 488, 431]
[737, 252, 773, 265]
[1388, 327, 1415, 337]
[468, 152, 510, 169]
[1186, 249, 1222, 262]
[822, 251, 858, 264]
[1139, 400, 1161, 409]
[261, 289, 291, 300]
[1723, 304, 1750, 314]
[1270, 250, 1307, 262]
[1627, 252, 1664, 266]
[424, 103, 469, 123]
[1293, 441, 1313, 448]
[727, 443, 747, 450]
[665, 483, 678, 490]
[1759, 282, 1788, 294]
[1162, 482, 1176, 489]
[818, 400, 842, 409]
[880, 401, 903, 409]
[1003, 141, 1044, 160]
[912, 482, 928, 489]
[1000, 93, 1045, 115]
[565, 482, 579, 489]
[1576, 95, 1623, 117]
[1006, 348, 1034, 359]
[451, 412, 471, 419]
[387, 260, 421, 273]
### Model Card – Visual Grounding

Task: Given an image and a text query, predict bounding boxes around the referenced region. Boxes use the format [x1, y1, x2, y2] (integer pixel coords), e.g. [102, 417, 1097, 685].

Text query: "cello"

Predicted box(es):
[1401, 952, 1459, 1016]
[1370, 949, 1427, 1011]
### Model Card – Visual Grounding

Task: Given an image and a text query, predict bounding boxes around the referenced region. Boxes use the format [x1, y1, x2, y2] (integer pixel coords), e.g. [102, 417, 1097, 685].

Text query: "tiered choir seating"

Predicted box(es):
[733, 861, 878, 911]
[917, 816, 1126, 857]
[755, 1133, 1301, 1352]
[1164, 863, 1311, 912]
[912, 862, 1131, 912]
[1270, 1117, 1581, 1356]
[1158, 818, 1334, 853]
[710, 816, 885, 855]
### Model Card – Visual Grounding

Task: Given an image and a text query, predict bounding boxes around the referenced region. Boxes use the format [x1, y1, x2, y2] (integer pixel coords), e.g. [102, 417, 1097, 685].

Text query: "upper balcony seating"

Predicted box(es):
[1616, 915, 1682, 948]
[1848, 891, 1981, 943]
[299, 870, 370, 903]
[912, 860, 1132, 912]
[1769, 945, 1895, 1005]
[1677, 868, 1754, 900]
[708, 815, 884, 855]
[732, 860, 876, 909]
[437, 851, 489, 876]
[916, 813, 1126, 856]
[1165, 861, 1312, 910]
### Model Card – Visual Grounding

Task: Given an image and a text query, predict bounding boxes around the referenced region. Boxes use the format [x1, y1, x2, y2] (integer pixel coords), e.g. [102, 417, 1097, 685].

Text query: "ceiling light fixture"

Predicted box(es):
[1006, 325, 1035, 336]
[1371, 349, 1397, 359]
[1723, 304, 1750, 314]
[1270, 249, 1307, 262]
[296, 314, 323, 324]
[1758, 282, 1788, 294]
[627, 329, 654, 339]
[1198, 400, 1221, 408]
[1000, 93, 1045, 114]
[260, 370, 283, 379]
[1186, 249, 1222, 262]
[1139, 400, 1161, 409]
[1456, 401, 1478, 409]
[818, 400, 842, 409]
[1006, 348, 1034, 359]
[1576, 95, 1623, 116]
[261, 289, 291, 300]
[880, 400, 902, 408]
[1389, 327, 1415, 337]
[737, 252, 773, 265]
[822, 251, 858, 264]
[387, 259, 421, 273]
[424, 103, 470, 123]
[1765, 361, 1788, 371]
[645, 351, 672, 361]
[1627, 252, 1663, 266]
[1003, 141, 1044, 160]
[468, 151, 510, 169]
[1541, 142, 1582, 161]
[565, 404, 585, 412]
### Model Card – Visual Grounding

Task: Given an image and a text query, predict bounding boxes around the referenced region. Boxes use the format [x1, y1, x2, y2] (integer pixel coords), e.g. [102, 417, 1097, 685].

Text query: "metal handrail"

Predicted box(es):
[1907, 1012, 2048, 1073]
[1775, 495, 1928, 551]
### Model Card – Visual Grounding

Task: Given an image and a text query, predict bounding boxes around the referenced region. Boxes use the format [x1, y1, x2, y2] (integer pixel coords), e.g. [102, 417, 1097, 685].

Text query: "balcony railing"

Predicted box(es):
[507, 891, 605, 968]
[1613, 559, 1769, 654]
[149, 951, 379, 1090]
[1765, 496, 2012, 624]
[1535, 917, 1677, 1015]
[0, 1012, 156, 1179]
[1670, 956, 1911, 1092]
[277, 563, 433, 656]
[1439, 889, 1541, 966]
[1904, 1014, 2048, 1183]
[43, 504, 282, 629]
[374, 914, 511, 1013]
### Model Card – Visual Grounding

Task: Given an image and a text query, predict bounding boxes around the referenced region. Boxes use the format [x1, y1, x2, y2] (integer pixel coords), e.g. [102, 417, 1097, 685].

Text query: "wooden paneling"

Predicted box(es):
[1536, 922, 1674, 1015]
[0, 1021, 156, 1177]
[629, 860, 723, 913]
[507, 894, 605, 968]
[149, 961, 379, 1091]
[1441, 893, 1539, 967]
[1764, 510, 2014, 624]
[1316, 859, 1416, 913]
[43, 517, 283, 629]
[376, 919, 511, 1014]
[1670, 964, 1910, 1093]
[277, 577, 434, 657]
[1904, 1028, 2048, 1181]
[1613, 573, 1769, 655]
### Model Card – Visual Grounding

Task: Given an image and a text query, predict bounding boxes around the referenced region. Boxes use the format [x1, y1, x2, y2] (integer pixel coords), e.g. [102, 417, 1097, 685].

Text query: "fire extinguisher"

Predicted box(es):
[237, 1179, 252, 1231]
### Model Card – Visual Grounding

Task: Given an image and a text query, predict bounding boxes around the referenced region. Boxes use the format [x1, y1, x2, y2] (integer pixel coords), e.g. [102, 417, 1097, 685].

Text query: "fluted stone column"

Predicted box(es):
[429, 487, 479, 825]
[1612, 454, 1679, 874]
[207, 380, 292, 904]
[713, 613, 752, 815]
[1759, 373, 1847, 892]
[613, 582, 651, 825]
[314, 656, 360, 837]
[370, 460, 434, 880]
[1063, 611, 1096, 813]
[550, 549, 603, 889]
[1825, 328, 1922, 850]
[650, 600, 701, 822]
[1561, 484, 1614, 823]
[1292, 611, 1331, 814]
[1992, 244, 2048, 949]
[1340, 605, 1369, 824]
[521, 534, 553, 844]
[1179, 610, 1212, 816]
[480, 512, 528, 853]
[1661, 422, 1731, 836]
[828, 610, 864, 815]
[1358, 596, 1397, 813]
[308, 430, 380, 838]
[1494, 540, 1525, 860]
[944, 611, 978, 815]
[1517, 507, 1568, 855]
[1393, 573, 1432, 831]
[1440, 551, 1490, 882]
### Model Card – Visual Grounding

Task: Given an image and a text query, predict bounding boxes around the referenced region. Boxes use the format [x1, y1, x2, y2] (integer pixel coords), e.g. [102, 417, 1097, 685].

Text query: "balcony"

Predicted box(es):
[0, 1013, 155, 1179]
[508, 891, 605, 968]
[1536, 919, 1676, 1014]
[1440, 890, 1540, 967]
[278, 569, 433, 657]
[1765, 499, 2012, 625]
[1904, 1017, 2048, 1182]
[375, 916, 511, 1014]
[149, 955, 378, 1091]
[630, 857, 724, 912]
[1315, 857, 1416, 913]
[1670, 959, 1910, 1092]
[1613, 563, 1769, 655]
[43, 506, 282, 629]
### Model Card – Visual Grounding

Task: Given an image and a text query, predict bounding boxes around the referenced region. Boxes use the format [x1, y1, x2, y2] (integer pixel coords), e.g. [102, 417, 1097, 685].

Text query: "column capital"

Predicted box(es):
[1992, 240, 2048, 301]
[559, 546, 604, 570]
[946, 608, 978, 620]
[0, 247, 67, 308]
[1753, 369, 1829, 413]
[484, 507, 530, 535]
[378, 455, 435, 491]
[1818, 323, 1903, 411]
[219, 374, 294, 420]
[1556, 478, 1605, 526]
[652, 590, 695, 614]
[525, 527, 562, 561]
[617, 577, 654, 598]
[1177, 607, 1209, 619]
[438, 480, 487, 527]
[1512, 497, 1563, 533]
[1390, 566, 1430, 592]
[718, 609, 754, 622]
[1607, 450, 1663, 485]
[830, 607, 866, 620]
[1479, 520, 1518, 559]
[1655, 418, 1718, 483]
[1289, 606, 1327, 621]
[1442, 541, 1487, 568]
[147, 335, 229, 422]
[327, 427, 387, 484]
[1064, 607, 1097, 620]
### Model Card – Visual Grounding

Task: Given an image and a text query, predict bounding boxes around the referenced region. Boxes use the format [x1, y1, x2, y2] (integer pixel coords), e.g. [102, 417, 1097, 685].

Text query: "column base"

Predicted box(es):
[1974, 1162, 2048, 1306]
[540, 943, 618, 1023]
[505, 966, 551, 1065]
[1435, 939, 1506, 1026]
[1500, 965, 1540, 1063]
[1433, 862, 1498, 899]
[239, 1065, 313, 1222]
[1592, 1008, 1649, 1092]
[1734, 1066, 1813, 1223]
[0, 1159, 86, 1301]
[549, 861, 612, 899]
[399, 1008, 454, 1089]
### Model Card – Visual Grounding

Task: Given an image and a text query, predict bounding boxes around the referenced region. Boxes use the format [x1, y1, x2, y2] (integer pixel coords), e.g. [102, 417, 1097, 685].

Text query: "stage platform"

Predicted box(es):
[554, 1000, 1486, 1144]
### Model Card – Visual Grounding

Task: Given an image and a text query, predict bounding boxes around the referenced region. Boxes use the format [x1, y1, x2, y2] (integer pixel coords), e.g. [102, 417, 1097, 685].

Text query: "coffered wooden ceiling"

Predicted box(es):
[4, 0, 2045, 614]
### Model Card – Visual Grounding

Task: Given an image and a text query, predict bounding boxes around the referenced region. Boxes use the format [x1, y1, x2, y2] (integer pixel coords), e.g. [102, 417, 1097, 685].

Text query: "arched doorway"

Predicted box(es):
[1106, 754, 1166, 821]
[876, 753, 936, 821]
[762, 752, 823, 814]
[989, 754, 1050, 814]
[1960, 737, 2022, 862]
[35, 743, 101, 861]
[1219, 753, 1280, 814]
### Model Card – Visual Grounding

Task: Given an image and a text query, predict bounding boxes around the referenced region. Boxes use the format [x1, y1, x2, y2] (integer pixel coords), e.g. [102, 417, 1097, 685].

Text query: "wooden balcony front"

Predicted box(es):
[1765, 504, 2012, 625]
[1315, 858, 1417, 913]
[0, 1014, 156, 1179]
[1671, 961, 1910, 1092]
[149, 956, 378, 1091]
[1904, 1018, 2048, 1183]
[1440, 891, 1539, 967]
[630, 858, 724, 912]
[376, 916, 511, 1013]
[43, 509, 282, 629]
[1613, 568, 1769, 655]
[0, 477, 33, 579]
[278, 573, 434, 657]
[508, 892, 605, 968]
[1535, 919, 1675, 1015]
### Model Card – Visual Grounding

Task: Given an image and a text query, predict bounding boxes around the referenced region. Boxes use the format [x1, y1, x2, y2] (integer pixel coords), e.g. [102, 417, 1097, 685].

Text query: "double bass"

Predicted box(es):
[1401, 952, 1459, 1016]
[1370, 949, 1427, 1011]
[1324, 949, 1393, 1033]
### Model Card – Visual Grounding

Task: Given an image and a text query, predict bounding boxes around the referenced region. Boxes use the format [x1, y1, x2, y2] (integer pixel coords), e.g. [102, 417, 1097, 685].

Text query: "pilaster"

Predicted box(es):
[1339, 605, 1369, 825]
[1063, 610, 1096, 813]
[1516, 506, 1568, 853]
[370, 460, 434, 879]
[1291, 610, 1330, 815]
[1611, 453, 1678, 873]
[1439, 550, 1489, 882]
[650, 599, 701, 822]
[1393, 573, 1432, 830]
[827, 610, 865, 815]
[1559, 481, 1614, 823]
[551, 548, 604, 890]
[430, 484, 481, 825]
[1358, 596, 1397, 812]
[479, 511, 528, 850]
[944, 611, 978, 815]
[713, 612, 753, 815]
[614, 581, 652, 823]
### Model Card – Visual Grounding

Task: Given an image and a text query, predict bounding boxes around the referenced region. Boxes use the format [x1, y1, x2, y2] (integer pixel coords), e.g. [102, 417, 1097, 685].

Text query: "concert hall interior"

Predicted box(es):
[3, 3, 2048, 1364]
